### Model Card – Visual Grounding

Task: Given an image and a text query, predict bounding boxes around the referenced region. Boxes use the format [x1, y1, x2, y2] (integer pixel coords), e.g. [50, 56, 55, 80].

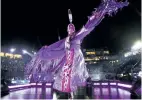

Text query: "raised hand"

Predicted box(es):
[76, 0, 129, 40]
[87, 0, 129, 27]
[102, 0, 129, 16]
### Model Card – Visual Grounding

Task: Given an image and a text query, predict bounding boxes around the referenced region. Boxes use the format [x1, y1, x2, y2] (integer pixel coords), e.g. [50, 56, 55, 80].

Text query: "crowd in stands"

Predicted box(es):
[1, 57, 28, 85]
[1, 49, 141, 85]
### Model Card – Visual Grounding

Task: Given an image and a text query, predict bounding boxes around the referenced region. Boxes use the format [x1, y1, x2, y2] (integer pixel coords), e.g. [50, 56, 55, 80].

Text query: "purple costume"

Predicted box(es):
[25, 0, 128, 92]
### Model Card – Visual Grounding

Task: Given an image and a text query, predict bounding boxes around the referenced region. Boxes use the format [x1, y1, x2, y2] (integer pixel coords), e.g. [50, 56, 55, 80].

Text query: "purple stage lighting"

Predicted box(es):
[94, 83, 100, 85]
[118, 83, 132, 88]
[8, 84, 31, 89]
[110, 83, 116, 85]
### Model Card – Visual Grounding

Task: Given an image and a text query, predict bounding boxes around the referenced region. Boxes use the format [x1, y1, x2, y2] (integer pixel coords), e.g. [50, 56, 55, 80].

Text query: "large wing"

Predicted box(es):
[32, 38, 66, 61]
[75, 0, 129, 40]
[25, 38, 66, 76]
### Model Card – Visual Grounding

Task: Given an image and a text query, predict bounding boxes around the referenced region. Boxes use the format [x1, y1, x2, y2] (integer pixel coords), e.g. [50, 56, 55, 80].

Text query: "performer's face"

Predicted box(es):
[67, 24, 75, 36]
[68, 30, 74, 35]
[69, 32, 75, 39]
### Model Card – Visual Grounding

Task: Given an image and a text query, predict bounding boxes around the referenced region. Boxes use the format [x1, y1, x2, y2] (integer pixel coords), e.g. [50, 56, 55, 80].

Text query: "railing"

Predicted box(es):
[92, 80, 132, 91]
[8, 81, 133, 91]
[8, 82, 53, 91]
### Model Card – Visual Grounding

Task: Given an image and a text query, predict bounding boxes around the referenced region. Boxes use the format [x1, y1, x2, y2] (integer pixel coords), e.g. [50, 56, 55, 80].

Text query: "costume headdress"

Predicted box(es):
[67, 9, 75, 35]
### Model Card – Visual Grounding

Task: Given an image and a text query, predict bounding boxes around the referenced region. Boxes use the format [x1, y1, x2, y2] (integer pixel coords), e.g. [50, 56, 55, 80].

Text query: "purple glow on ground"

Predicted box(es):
[93, 87, 131, 99]
[2, 88, 52, 100]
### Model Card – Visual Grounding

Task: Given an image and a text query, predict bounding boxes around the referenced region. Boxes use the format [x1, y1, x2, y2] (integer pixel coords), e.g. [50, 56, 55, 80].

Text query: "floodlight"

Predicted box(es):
[10, 48, 16, 53]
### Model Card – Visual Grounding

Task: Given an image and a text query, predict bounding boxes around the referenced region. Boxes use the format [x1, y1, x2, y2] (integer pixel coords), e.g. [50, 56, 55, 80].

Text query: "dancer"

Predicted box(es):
[25, 0, 128, 98]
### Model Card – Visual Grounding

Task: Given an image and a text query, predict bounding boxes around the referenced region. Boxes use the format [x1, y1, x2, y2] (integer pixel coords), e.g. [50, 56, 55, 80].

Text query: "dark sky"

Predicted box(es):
[2, 0, 141, 53]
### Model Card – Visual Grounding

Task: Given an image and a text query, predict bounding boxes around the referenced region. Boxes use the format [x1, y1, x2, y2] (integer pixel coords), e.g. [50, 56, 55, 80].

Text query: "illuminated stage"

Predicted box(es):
[2, 81, 141, 99]
[2, 87, 131, 99]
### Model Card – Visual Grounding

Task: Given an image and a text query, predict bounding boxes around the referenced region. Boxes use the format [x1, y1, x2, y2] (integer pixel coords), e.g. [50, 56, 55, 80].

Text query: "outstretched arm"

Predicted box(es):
[75, 0, 129, 40]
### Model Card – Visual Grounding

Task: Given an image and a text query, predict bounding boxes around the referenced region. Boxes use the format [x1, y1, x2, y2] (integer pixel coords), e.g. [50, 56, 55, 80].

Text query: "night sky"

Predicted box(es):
[2, 0, 141, 53]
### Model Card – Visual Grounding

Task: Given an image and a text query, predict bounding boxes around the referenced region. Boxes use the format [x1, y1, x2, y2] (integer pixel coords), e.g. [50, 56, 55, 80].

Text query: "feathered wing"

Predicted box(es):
[36, 38, 66, 60]
[25, 38, 66, 76]
[75, 0, 129, 40]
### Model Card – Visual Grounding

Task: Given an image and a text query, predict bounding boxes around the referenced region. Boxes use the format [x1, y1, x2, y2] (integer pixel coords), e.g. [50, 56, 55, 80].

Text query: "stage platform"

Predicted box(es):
[1, 87, 133, 99]
[1, 81, 141, 99]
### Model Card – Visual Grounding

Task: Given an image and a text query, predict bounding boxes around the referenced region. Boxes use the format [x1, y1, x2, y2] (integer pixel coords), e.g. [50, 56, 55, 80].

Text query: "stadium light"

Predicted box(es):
[22, 49, 33, 57]
[32, 51, 36, 55]
[131, 41, 142, 51]
[138, 71, 142, 77]
[33, 52, 36, 55]
[22, 49, 27, 54]
[10, 48, 16, 53]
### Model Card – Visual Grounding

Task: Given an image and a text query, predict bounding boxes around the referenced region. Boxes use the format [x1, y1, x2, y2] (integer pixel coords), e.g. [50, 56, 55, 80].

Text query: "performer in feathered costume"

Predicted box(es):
[25, 0, 128, 98]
